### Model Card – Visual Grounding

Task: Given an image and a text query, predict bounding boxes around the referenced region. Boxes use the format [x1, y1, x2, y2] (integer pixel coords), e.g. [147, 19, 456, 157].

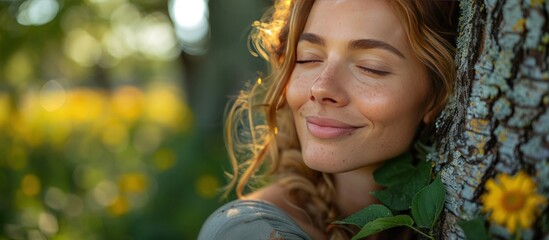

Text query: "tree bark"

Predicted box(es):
[435, 0, 549, 239]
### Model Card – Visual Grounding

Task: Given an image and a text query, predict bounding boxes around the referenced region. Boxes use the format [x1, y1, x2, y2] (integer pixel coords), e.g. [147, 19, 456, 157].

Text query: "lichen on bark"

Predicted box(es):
[434, 0, 549, 239]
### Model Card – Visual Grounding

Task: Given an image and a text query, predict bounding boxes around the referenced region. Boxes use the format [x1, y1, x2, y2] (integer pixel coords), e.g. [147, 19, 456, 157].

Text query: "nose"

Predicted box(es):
[309, 64, 349, 106]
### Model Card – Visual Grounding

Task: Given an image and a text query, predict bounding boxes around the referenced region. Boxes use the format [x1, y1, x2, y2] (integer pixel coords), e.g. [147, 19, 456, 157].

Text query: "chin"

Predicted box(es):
[301, 150, 389, 174]
[302, 156, 351, 173]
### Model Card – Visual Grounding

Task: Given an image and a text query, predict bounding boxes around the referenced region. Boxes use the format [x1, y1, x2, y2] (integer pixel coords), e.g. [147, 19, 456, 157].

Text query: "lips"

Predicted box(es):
[306, 117, 361, 139]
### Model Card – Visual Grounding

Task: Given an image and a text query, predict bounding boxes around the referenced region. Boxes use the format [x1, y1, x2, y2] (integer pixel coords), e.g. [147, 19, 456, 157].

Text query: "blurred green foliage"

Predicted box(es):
[0, 0, 268, 239]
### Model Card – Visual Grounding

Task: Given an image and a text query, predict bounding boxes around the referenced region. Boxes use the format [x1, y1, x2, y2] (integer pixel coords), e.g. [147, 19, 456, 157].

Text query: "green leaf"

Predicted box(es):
[333, 204, 392, 227]
[371, 188, 412, 211]
[404, 160, 433, 196]
[371, 161, 432, 211]
[351, 215, 414, 240]
[458, 217, 490, 240]
[411, 175, 446, 229]
[373, 153, 414, 186]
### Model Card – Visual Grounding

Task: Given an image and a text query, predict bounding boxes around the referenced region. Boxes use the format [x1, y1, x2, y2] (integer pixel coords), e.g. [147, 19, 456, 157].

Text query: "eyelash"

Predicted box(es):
[295, 60, 322, 64]
[357, 66, 390, 76]
[296, 60, 391, 77]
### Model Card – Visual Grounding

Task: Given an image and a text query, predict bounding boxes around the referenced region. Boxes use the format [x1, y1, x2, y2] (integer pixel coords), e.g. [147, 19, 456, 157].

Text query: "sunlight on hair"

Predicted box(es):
[249, 0, 291, 59]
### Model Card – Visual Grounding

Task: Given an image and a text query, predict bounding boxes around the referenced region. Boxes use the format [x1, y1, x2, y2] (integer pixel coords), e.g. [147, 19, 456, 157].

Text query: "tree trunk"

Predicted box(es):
[435, 0, 549, 239]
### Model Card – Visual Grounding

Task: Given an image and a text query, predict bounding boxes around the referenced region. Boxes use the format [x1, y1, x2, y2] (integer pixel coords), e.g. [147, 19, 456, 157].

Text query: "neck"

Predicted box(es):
[333, 163, 384, 217]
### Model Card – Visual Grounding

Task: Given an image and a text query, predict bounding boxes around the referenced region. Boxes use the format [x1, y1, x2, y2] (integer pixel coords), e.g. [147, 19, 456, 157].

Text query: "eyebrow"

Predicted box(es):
[350, 39, 405, 59]
[298, 33, 405, 59]
[299, 33, 326, 46]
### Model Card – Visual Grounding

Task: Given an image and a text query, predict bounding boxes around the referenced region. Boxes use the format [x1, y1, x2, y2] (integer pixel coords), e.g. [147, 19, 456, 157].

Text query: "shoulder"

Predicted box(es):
[198, 199, 311, 240]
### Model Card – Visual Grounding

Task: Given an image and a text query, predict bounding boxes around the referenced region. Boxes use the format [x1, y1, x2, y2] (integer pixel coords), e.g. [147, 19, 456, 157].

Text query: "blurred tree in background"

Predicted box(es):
[0, 0, 268, 239]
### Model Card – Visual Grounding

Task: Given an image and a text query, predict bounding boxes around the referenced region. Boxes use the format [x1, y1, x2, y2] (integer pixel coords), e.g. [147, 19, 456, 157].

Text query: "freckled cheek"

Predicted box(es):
[286, 73, 313, 110]
[354, 88, 428, 144]
[359, 80, 426, 118]
[353, 89, 399, 123]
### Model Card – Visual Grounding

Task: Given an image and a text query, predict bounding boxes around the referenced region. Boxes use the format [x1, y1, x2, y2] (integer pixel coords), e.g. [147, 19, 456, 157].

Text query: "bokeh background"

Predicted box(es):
[0, 0, 269, 239]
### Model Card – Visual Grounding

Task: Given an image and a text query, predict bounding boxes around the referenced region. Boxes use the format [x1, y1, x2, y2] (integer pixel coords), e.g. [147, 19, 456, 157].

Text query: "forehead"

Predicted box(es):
[303, 0, 409, 54]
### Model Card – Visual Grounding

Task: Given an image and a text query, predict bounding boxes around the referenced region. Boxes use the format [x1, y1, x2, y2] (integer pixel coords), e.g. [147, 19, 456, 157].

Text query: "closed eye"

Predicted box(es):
[296, 59, 323, 64]
[357, 66, 390, 76]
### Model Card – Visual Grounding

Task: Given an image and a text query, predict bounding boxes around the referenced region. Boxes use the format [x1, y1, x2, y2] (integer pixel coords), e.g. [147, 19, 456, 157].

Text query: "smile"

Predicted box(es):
[306, 117, 361, 139]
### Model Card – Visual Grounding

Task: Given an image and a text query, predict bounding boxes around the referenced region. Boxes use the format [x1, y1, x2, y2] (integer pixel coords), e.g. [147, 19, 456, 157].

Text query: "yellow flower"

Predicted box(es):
[143, 83, 192, 131]
[111, 86, 144, 123]
[118, 173, 148, 193]
[481, 171, 547, 233]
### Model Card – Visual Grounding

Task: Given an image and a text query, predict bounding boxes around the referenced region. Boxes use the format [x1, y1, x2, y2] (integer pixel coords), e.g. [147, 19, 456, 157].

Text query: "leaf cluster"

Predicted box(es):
[458, 217, 490, 240]
[335, 153, 446, 240]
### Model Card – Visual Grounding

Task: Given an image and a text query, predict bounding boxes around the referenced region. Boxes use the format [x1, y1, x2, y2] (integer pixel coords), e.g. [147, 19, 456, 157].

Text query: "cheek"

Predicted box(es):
[353, 82, 427, 129]
[352, 84, 395, 120]
[285, 73, 310, 111]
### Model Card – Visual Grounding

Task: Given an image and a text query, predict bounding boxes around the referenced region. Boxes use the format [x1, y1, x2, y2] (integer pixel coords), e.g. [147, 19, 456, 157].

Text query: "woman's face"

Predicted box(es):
[286, 0, 433, 173]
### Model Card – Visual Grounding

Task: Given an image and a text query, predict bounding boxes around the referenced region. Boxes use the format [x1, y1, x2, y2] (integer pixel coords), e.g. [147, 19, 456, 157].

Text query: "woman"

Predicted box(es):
[199, 0, 458, 239]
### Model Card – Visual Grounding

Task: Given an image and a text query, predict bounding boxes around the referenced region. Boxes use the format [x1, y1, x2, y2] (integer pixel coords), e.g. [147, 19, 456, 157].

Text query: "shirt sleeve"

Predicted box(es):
[197, 200, 311, 240]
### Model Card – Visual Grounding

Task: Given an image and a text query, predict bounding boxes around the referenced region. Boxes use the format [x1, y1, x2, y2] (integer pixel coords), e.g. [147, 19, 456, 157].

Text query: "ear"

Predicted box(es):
[423, 108, 436, 125]
[422, 100, 436, 125]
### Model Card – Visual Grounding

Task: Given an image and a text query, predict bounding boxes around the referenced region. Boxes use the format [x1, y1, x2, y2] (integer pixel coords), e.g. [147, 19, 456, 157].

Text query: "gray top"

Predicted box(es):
[198, 199, 312, 240]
